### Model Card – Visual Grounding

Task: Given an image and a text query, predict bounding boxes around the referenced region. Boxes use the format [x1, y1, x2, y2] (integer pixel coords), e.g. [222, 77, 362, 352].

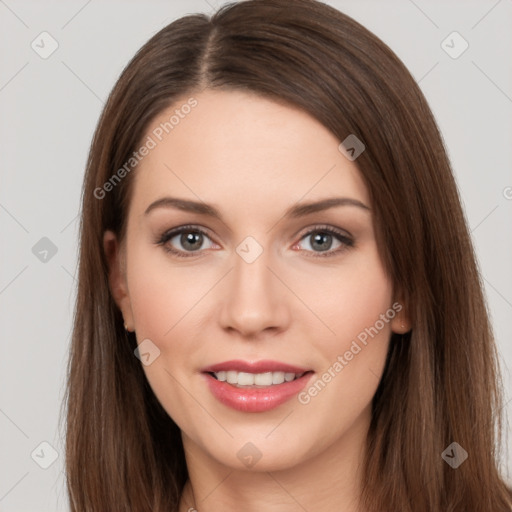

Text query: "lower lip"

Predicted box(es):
[203, 372, 313, 412]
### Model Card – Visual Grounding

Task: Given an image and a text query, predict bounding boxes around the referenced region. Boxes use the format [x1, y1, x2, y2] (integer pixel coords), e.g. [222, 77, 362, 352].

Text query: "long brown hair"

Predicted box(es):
[62, 0, 512, 510]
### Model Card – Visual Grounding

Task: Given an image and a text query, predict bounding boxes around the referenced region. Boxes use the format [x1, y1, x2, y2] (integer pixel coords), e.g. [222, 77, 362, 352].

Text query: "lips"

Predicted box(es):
[201, 360, 314, 413]
[201, 359, 310, 374]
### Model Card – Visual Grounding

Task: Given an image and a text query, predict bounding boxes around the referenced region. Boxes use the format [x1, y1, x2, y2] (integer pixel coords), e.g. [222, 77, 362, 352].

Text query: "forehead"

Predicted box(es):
[129, 89, 370, 218]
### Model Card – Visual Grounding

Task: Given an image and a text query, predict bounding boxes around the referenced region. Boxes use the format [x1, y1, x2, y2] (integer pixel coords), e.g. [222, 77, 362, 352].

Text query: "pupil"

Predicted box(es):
[311, 233, 332, 251]
[181, 232, 202, 251]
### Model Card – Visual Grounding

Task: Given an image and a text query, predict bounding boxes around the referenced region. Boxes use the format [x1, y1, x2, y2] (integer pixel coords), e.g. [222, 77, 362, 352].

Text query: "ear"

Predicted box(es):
[103, 230, 134, 332]
[390, 291, 412, 335]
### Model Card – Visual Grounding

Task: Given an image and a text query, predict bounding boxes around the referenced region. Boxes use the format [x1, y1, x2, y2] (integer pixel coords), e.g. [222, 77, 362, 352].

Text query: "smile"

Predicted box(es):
[201, 360, 314, 412]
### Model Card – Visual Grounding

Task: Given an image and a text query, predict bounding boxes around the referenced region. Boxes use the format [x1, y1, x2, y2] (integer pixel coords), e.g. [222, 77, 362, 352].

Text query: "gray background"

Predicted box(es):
[0, 0, 511, 510]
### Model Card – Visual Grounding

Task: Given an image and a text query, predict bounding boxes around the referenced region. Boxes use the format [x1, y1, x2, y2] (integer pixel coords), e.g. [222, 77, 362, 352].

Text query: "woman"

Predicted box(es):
[63, 0, 512, 510]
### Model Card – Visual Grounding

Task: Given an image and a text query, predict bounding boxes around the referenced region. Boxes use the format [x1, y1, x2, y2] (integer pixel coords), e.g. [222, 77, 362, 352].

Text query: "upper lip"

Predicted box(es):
[201, 359, 312, 374]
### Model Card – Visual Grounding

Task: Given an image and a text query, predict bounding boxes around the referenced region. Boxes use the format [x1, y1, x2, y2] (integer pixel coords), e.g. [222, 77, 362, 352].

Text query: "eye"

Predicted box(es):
[155, 224, 354, 259]
[156, 225, 217, 258]
[293, 225, 354, 257]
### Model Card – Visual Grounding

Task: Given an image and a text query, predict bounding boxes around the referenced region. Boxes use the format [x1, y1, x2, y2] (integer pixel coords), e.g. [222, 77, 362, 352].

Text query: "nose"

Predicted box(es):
[218, 246, 291, 338]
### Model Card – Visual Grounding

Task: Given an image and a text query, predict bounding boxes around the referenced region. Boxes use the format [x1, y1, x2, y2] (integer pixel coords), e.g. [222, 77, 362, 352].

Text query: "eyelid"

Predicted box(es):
[157, 224, 215, 242]
[294, 223, 353, 243]
[155, 224, 217, 258]
[292, 224, 354, 258]
[155, 223, 354, 258]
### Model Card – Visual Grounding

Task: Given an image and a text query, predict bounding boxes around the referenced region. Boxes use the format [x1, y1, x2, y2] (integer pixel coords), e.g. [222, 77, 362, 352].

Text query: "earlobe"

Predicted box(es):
[392, 317, 411, 334]
[390, 294, 412, 334]
[103, 230, 134, 331]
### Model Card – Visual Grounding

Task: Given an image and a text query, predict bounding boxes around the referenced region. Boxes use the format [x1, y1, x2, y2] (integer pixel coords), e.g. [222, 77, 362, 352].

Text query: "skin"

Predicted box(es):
[104, 89, 411, 512]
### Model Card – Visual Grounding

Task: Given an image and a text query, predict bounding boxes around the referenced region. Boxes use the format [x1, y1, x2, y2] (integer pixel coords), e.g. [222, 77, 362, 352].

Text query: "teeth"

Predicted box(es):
[216, 371, 227, 382]
[238, 372, 255, 386]
[226, 371, 237, 384]
[272, 371, 285, 384]
[212, 370, 305, 386]
[254, 372, 272, 386]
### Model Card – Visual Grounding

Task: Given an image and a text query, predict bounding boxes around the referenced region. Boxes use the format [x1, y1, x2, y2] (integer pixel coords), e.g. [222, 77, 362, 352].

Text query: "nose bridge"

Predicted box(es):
[233, 242, 273, 296]
[219, 236, 289, 335]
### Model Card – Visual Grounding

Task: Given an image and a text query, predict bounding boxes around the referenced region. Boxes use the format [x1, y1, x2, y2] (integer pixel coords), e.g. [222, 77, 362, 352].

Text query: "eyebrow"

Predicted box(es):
[144, 196, 370, 220]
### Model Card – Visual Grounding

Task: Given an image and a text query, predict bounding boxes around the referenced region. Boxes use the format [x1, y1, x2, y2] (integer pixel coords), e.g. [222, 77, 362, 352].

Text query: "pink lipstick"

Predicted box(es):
[201, 360, 314, 413]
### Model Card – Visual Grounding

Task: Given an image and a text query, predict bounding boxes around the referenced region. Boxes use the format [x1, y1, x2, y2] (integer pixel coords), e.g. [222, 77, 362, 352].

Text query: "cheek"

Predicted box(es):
[126, 247, 209, 341]
[299, 248, 394, 399]
[295, 247, 393, 346]
[127, 238, 393, 357]
[125, 251, 208, 429]
[129, 278, 192, 339]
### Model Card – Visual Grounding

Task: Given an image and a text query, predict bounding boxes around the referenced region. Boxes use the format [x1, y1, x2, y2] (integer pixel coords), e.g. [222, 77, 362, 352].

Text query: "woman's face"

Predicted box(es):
[105, 89, 409, 472]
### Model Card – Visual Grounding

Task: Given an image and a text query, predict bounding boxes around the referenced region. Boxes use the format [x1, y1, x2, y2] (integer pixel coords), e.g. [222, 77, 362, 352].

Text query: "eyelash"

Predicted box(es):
[155, 224, 355, 259]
